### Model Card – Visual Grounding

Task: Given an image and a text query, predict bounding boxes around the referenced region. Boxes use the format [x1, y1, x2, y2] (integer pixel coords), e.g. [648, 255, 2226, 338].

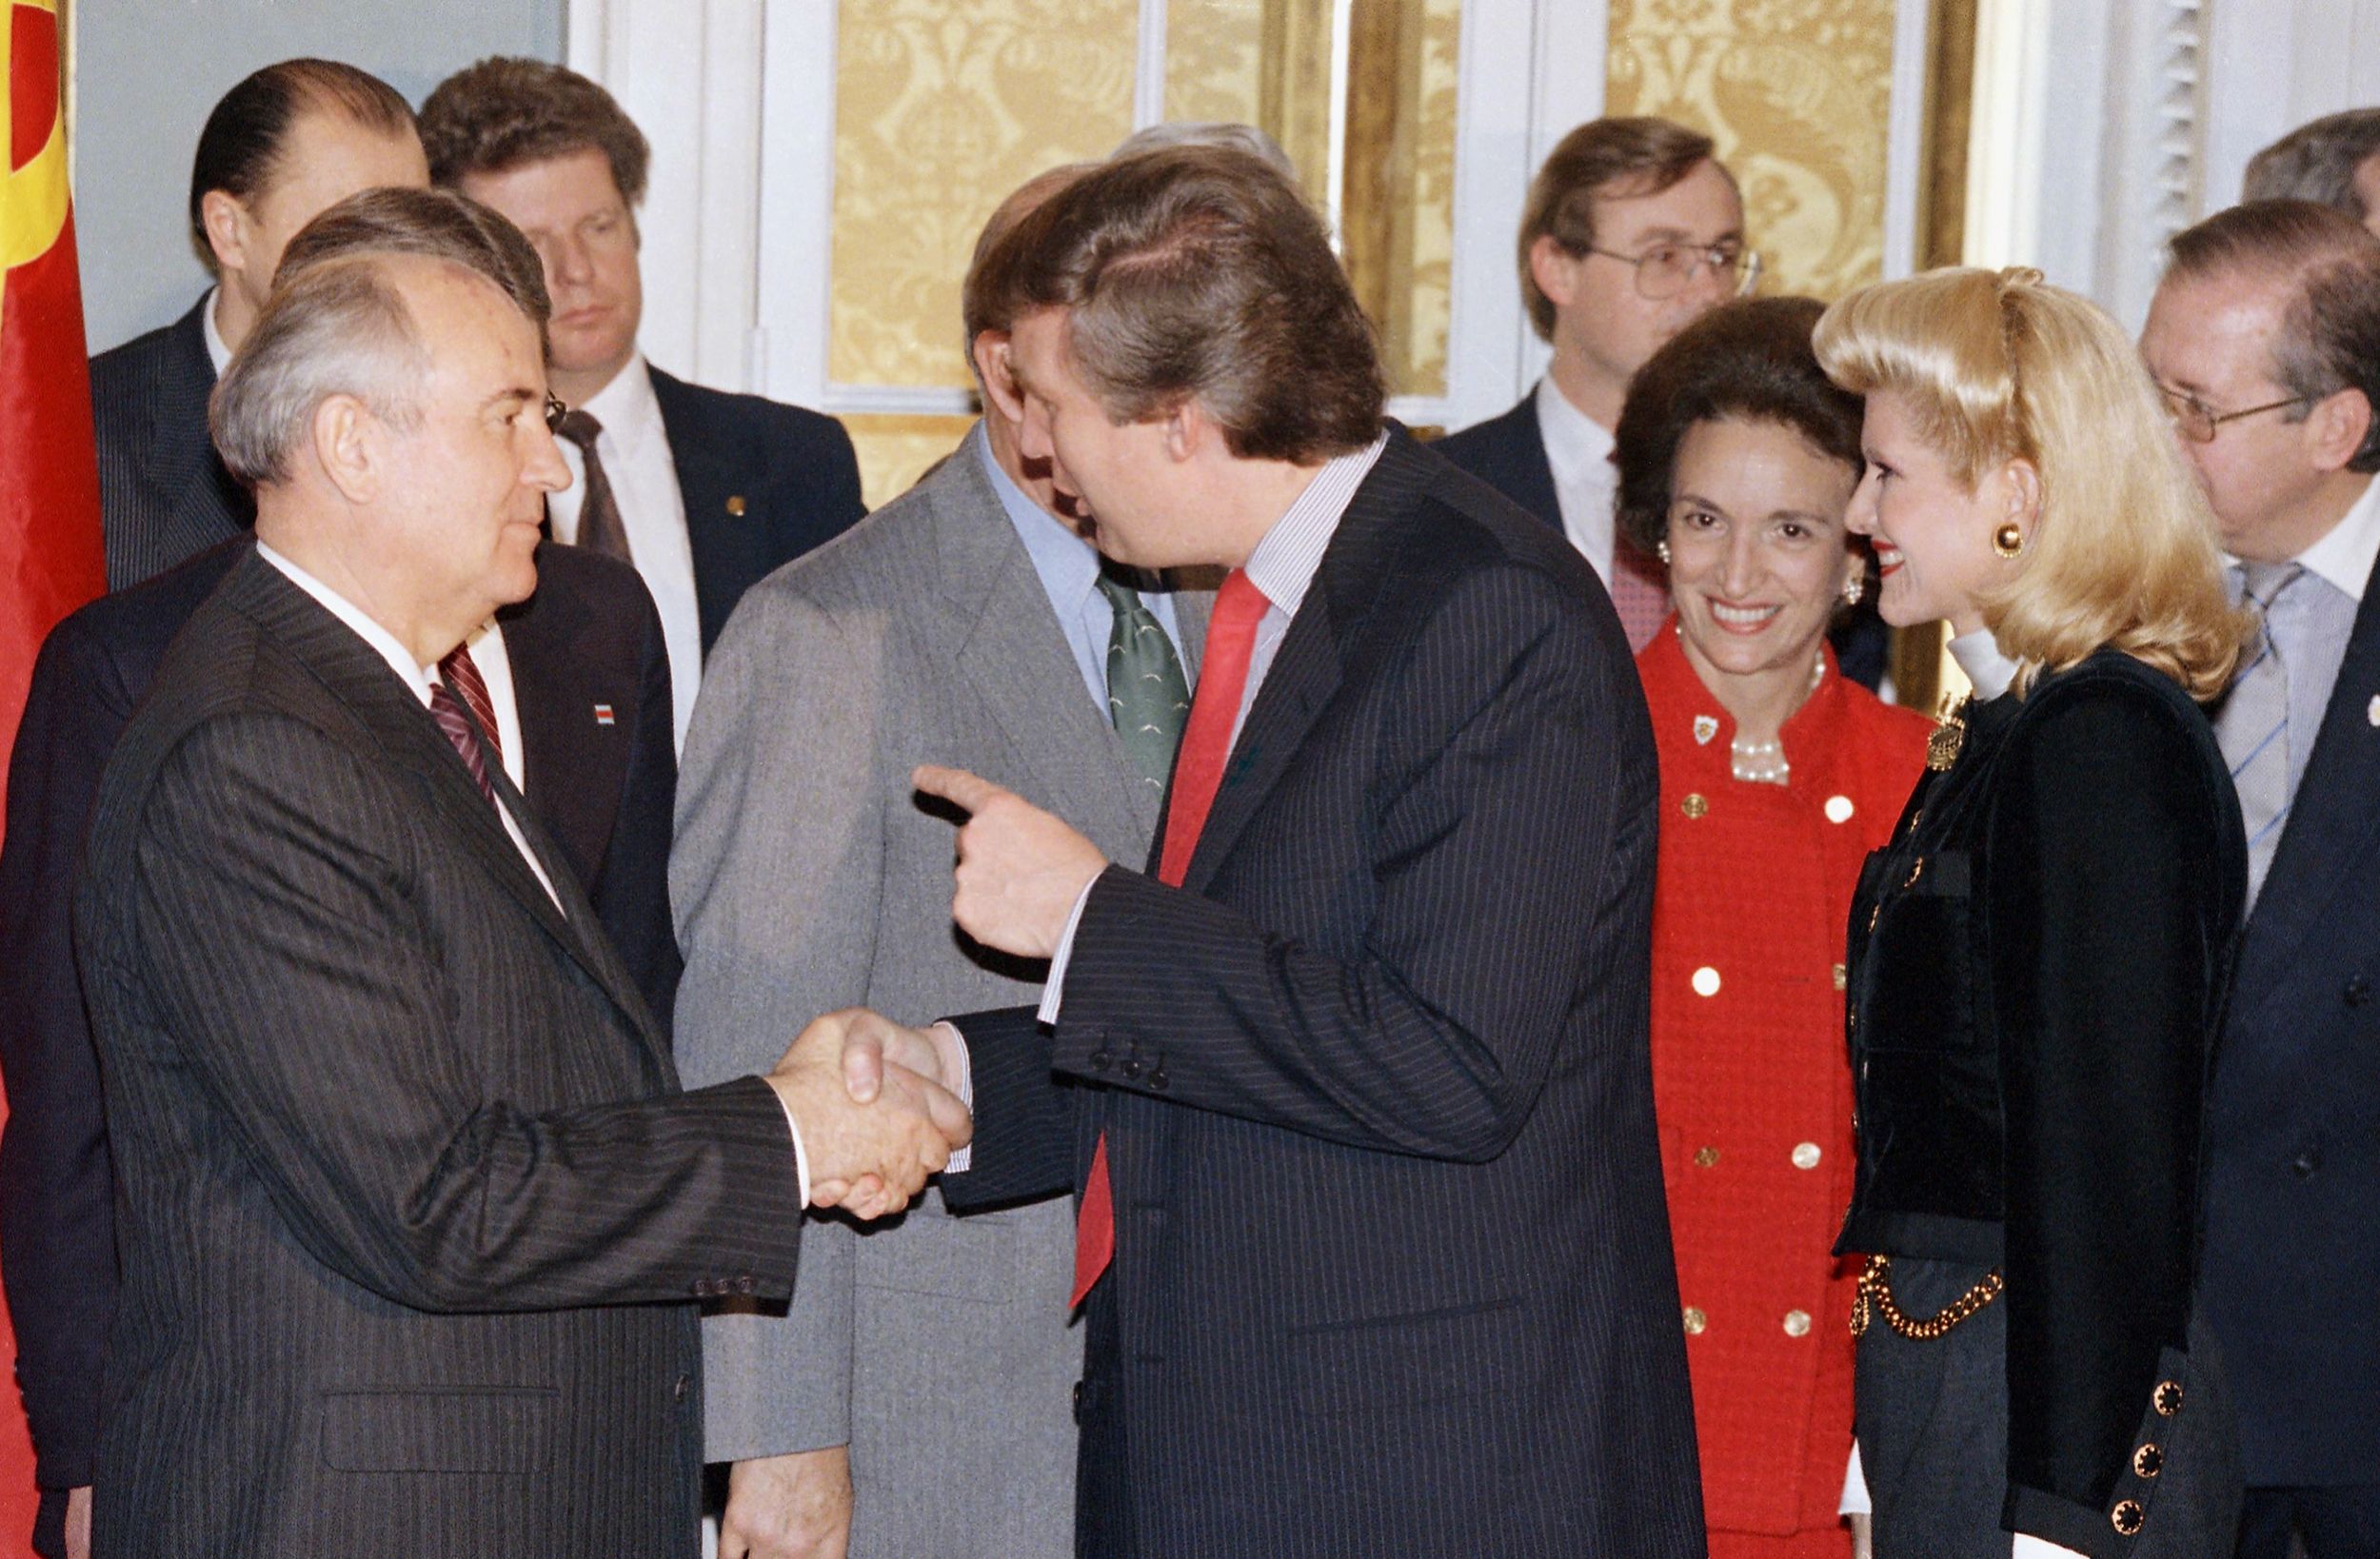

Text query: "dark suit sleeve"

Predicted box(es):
[1051, 562, 1622, 1161]
[109, 712, 804, 1313]
[936, 1006, 1074, 1213]
[0, 624, 129, 1505]
[589, 576, 682, 1030]
[1987, 689, 2226, 1549]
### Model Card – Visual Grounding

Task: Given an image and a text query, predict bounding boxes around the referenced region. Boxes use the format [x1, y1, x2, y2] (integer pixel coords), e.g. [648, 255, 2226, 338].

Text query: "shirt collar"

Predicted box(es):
[1948, 625, 2022, 701]
[1240, 433, 1390, 617]
[574, 353, 662, 454]
[254, 541, 436, 705]
[974, 422, 1101, 608]
[201, 286, 233, 380]
[1534, 376, 1614, 484]
[2291, 473, 2380, 602]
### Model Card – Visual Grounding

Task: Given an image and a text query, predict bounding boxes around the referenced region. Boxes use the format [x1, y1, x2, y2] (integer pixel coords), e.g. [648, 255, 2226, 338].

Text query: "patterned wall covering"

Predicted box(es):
[1607, 0, 1897, 301]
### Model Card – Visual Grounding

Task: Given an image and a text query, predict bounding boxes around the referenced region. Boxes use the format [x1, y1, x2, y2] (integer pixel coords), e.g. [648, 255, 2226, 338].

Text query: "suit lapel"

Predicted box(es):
[2233, 558, 2380, 1010]
[146, 302, 251, 561]
[1501, 396, 1565, 534]
[228, 559, 651, 1035]
[649, 365, 740, 650]
[500, 553, 611, 876]
[929, 446, 1160, 844]
[1171, 438, 1426, 894]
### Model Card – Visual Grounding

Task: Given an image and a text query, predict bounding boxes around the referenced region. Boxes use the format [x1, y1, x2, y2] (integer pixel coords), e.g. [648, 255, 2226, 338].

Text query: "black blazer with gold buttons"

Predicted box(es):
[1836, 647, 2244, 1534]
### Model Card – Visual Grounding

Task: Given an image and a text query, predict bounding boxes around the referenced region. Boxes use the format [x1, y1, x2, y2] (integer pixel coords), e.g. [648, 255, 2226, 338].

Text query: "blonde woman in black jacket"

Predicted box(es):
[1815, 266, 2252, 1559]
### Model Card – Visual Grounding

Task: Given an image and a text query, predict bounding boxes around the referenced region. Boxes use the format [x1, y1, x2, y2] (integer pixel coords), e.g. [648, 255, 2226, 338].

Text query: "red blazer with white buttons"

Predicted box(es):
[1636, 623, 1931, 1540]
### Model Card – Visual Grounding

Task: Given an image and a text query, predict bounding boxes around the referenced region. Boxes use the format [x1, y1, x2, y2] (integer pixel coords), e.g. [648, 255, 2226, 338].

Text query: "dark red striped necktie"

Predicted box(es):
[1070, 568, 1270, 1310]
[438, 643, 503, 767]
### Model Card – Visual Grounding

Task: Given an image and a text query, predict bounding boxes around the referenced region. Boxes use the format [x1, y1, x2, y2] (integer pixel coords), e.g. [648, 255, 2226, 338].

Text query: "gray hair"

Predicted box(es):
[2244, 108, 2380, 218]
[1112, 121, 1298, 183]
[214, 187, 552, 487]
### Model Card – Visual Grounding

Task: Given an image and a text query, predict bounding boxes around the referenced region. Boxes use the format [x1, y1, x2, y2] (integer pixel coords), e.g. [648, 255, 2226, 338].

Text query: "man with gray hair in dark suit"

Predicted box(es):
[71, 187, 965, 1558]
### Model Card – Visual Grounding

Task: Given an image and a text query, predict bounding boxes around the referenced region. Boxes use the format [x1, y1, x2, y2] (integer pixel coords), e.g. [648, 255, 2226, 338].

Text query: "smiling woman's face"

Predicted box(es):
[1665, 415, 1857, 690]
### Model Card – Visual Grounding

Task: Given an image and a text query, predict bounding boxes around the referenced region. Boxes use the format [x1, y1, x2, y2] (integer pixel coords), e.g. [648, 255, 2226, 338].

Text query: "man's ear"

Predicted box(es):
[1528, 234, 1582, 312]
[200, 188, 251, 278]
[972, 332, 1024, 423]
[311, 393, 383, 506]
[2307, 386, 2374, 475]
[1162, 398, 1213, 464]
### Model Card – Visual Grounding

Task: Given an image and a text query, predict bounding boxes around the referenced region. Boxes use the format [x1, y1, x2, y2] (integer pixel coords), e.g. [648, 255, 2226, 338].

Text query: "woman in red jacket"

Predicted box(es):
[1614, 298, 1932, 1557]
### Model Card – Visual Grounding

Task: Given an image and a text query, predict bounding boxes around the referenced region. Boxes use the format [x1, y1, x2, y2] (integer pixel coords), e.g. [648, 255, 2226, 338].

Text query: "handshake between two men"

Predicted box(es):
[766, 761, 1115, 1221]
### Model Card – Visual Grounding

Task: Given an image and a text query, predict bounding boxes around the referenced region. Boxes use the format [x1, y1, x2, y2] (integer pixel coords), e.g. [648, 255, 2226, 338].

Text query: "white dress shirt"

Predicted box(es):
[1535, 376, 1620, 588]
[254, 540, 810, 1201]
[548, 354, 704, 751]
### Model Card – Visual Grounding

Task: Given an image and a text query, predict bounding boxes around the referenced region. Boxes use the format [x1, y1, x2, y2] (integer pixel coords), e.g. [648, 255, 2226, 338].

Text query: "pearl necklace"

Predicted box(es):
[1725, 650, 1826, 786]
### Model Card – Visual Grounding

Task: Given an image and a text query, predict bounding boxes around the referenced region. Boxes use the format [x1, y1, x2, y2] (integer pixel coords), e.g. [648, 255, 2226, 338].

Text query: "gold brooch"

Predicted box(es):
[1926, 695, 1970, 772]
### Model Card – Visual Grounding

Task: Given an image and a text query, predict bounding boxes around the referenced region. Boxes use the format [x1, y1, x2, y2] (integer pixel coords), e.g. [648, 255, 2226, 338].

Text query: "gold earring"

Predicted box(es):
[1842, 571, 1865, 606]
[1656, 540, 1672, 566]
[1993, 523, 2025, 559]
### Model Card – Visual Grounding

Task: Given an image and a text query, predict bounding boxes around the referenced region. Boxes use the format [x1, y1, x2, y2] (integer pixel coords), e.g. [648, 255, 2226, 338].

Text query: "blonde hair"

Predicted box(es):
[1815, 266, 2249, 701]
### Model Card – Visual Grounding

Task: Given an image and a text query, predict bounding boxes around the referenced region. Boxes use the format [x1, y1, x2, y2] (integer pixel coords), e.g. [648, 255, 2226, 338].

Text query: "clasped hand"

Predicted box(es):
[765, 1009, 970, 1220]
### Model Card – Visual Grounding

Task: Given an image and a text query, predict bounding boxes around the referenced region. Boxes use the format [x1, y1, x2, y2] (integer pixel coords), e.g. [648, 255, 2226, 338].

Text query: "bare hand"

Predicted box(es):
[65, 1486, 90, 1559]
[768, 1010, 971, 1219]
[719, 1448, 853, 1559]
[1849, 1512, 1871, 1559]
[911, 765, 1107, 957]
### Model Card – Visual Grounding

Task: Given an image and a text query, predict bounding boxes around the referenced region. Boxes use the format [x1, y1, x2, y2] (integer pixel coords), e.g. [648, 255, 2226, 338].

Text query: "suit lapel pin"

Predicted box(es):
[593, 703, 616, 726]
[724, 494, 747, 516]
[1693, 715, 1718, 745]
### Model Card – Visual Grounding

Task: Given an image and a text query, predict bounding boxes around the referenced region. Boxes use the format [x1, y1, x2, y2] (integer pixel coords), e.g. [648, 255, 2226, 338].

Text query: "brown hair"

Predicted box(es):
[215, 188, 554, 487]
[962, 163, 1095, 354]
[1816, 266, 2249, 701]
[418, 57, 650, 207]
[1518, 116, 1719, 341]
[2243, 109, 2380, 217]
[2165, 199, 2380, 473]
[980, 144, 1384, 464]
[1612, 296, 1863, 557]
[188, 59, 416, 265]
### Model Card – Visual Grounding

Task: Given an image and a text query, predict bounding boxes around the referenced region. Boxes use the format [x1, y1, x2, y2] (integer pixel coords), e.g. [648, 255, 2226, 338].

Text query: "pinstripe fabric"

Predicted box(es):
[72, 553, 806, 1557]
[89, 297, 253, 589]
[949, 431, 1706, 1558]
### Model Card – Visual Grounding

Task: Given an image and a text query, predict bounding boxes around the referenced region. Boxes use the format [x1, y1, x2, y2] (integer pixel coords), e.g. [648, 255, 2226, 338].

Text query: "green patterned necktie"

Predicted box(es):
[1096, 573, 1190, 791]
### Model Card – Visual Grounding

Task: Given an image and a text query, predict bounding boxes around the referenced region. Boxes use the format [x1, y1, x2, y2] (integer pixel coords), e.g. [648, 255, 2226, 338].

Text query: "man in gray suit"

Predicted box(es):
[73, 192, 965, 1557]
[674, 167, 1203, 1559]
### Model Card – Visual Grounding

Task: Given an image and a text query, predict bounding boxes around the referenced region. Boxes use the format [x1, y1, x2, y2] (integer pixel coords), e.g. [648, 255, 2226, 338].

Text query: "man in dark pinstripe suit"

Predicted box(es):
[71, 204, 965, 1558]
[886, 145, 1705, 1558]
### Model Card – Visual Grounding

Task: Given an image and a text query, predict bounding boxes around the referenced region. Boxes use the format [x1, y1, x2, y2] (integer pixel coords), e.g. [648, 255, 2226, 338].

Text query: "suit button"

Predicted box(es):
[1825, 795, 1854, 823]
[692, 1279, 714, 1298]
[2112, 1499, 2145, 1536]
[1681, 1306, 1707, 1335]
[2132, 1443, 2162, 1479]
[1121, 1057, 1142, 1080]
[1088, 1046, 1112, 1074]
[1782, 1310, 1813, 1337]
[2291, 1148, 2321, 1177]
[1693, 1146, 1719, 1169]
[1792, 1142, 1822, 1170]
[674, 1373, 690, 1402]
[2152, 1380, 2184, 1416]
[2347, 977, 2371, 1007]
[735, 1275, 756, 1295]
[1148, 1064, 1169, 1092]
[1691, 966, 1721, 997]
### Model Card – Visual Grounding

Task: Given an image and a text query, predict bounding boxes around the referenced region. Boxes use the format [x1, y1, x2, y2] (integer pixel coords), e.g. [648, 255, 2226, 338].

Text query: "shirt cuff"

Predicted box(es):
[771, 1086, 812, 1207]
[2012, 1538, 2086, 1558]
[1034, 873, 1102, 1025]
[933, 1020, 974, 1174]
[1840, 1439, 1872, 1516]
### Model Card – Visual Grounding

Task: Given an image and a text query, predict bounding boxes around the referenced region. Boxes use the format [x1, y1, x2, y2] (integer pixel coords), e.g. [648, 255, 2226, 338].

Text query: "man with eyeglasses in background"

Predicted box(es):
[1438, 116, 1755, 653]
[2139, 198, 2380, 1559]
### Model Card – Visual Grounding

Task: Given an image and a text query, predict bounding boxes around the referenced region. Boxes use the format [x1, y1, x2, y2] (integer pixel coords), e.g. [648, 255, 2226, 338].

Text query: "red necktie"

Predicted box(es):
[438, 643, 504, 768]
[1071, 568, 1270, 1310]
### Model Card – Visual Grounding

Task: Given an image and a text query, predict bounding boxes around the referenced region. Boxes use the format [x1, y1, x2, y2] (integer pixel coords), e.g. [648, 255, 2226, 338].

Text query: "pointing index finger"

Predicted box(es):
[913, 763, 1008, 816]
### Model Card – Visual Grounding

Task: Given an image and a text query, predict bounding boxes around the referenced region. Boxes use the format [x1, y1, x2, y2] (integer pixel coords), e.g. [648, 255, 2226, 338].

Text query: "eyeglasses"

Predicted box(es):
[1581, 241, 1762, 301]
[545, 391, 570, 435]
[2158, 385, 2311, 444]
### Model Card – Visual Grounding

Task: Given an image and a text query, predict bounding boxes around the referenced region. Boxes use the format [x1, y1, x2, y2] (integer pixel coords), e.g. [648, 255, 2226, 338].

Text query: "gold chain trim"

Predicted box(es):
[1848, 1253, 2004, 1340]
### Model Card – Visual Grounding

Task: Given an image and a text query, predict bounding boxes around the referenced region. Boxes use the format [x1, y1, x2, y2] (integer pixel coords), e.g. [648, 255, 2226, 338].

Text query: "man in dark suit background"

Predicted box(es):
[69, 186, 963, 1558]
[2140, 201, 2380, 1559]
[867, 144, 1702, 1557]
[89, 59, 428, 591]
[420, 58, 867, 750]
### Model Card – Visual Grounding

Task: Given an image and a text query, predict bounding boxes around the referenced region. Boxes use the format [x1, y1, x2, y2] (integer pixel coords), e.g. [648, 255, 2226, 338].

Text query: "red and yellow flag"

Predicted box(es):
[0, 0, 103, 1540]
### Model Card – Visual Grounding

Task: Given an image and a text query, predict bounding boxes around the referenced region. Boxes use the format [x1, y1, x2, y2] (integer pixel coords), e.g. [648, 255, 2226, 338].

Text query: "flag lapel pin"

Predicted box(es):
[594, 703, 616, 726]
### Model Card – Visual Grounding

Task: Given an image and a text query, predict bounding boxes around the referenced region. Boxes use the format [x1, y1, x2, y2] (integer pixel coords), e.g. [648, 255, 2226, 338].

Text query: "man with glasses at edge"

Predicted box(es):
[1438, 116, 1756, 653]
[2139, 199, 2380, 1559]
